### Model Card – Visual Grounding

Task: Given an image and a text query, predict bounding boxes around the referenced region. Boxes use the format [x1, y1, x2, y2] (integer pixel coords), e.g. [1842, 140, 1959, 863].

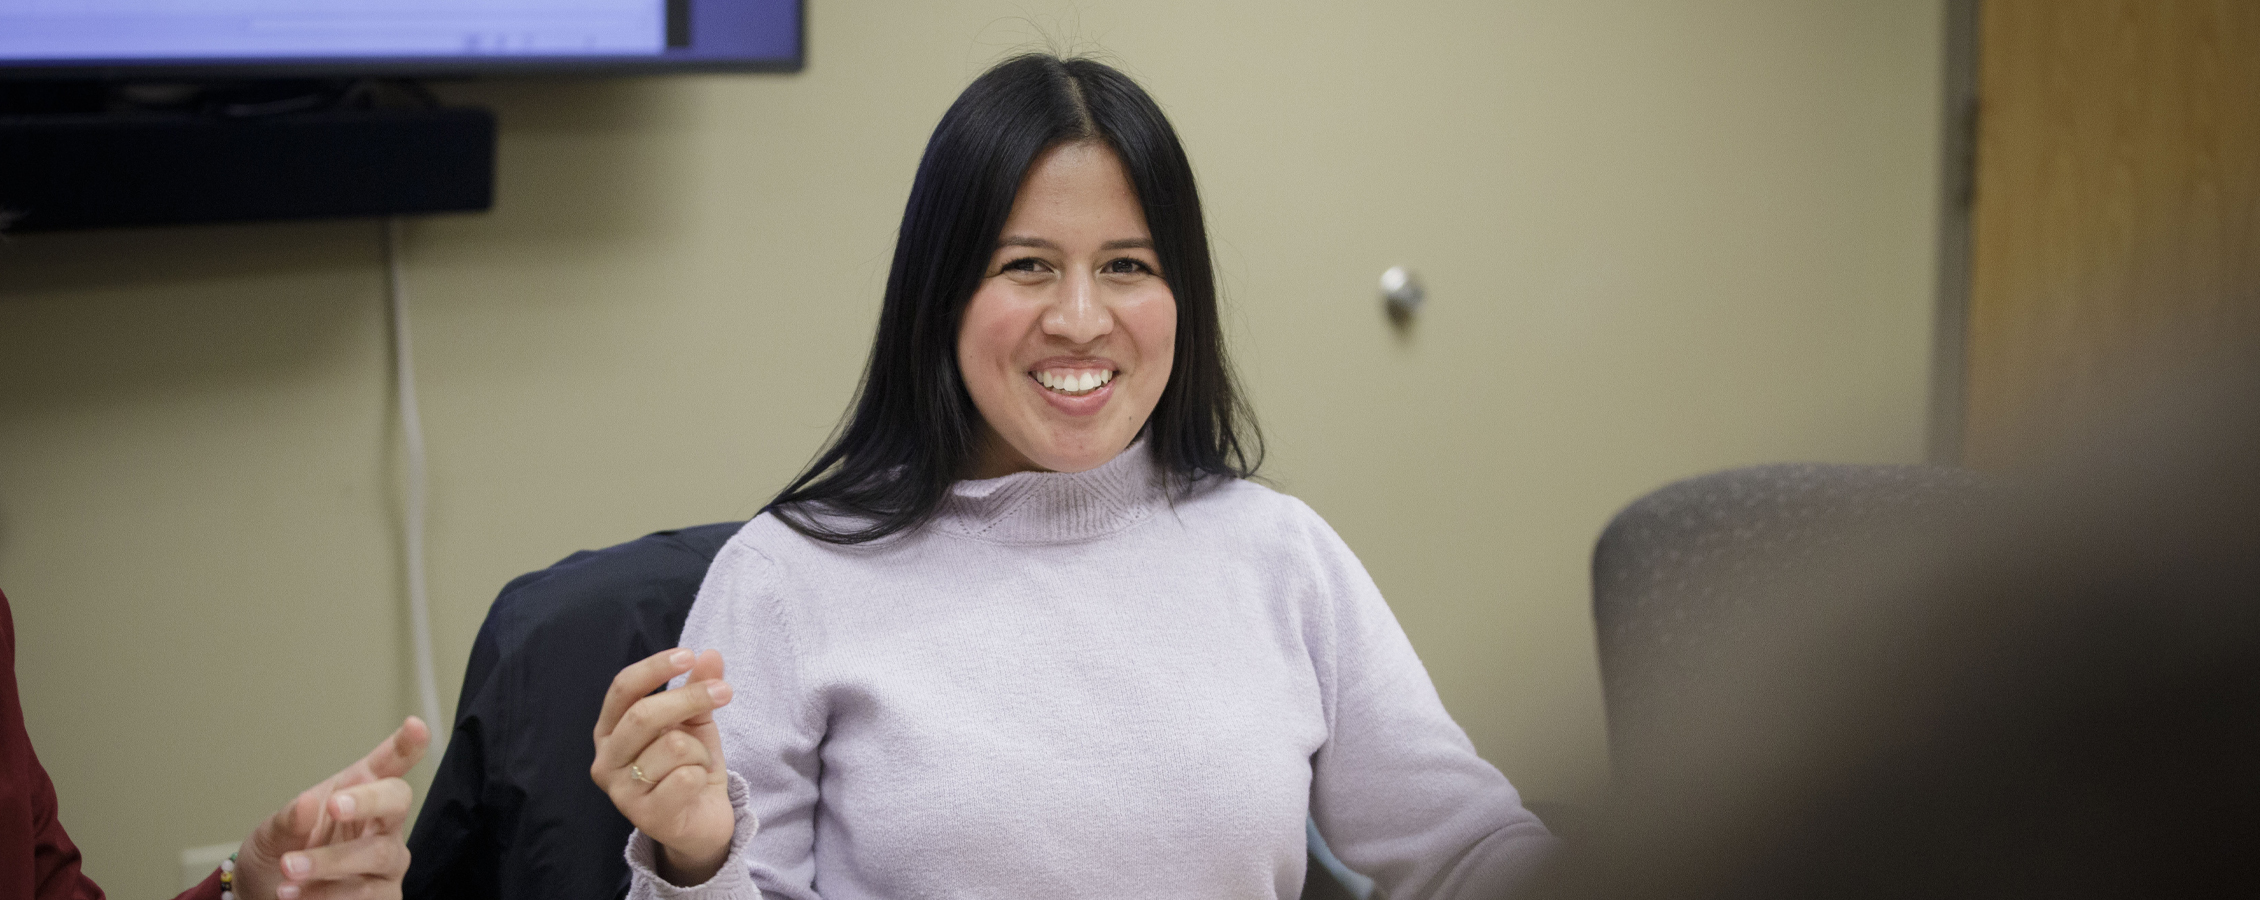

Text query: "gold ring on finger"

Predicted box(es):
[630, 764, 655, 785]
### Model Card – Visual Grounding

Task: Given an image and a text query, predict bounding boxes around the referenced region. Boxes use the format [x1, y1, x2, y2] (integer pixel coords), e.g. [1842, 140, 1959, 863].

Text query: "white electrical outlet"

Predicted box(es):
[180, 842, 238, 890]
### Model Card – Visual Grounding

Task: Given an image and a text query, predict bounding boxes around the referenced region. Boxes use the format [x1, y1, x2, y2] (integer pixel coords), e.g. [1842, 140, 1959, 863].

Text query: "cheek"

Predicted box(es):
[957, 289, 1022, 386]
[1127, 295, 1178, 391]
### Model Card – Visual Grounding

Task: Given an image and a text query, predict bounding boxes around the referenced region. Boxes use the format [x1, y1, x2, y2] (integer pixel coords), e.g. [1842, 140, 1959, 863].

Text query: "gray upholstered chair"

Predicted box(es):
[1590, 463, 1988, 768]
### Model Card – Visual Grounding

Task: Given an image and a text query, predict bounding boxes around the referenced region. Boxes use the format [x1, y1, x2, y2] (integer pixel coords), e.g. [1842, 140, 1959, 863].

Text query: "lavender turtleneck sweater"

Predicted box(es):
[626, 442, 1555, 899]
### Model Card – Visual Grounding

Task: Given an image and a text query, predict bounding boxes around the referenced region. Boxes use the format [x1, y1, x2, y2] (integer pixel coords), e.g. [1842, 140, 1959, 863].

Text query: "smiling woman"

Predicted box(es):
[759, 52, 1255, 544]
[587, 54, 1557, 900]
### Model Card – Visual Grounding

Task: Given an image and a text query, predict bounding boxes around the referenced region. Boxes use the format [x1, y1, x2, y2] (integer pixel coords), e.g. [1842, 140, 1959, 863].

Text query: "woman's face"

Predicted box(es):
[958, 140, 1176, 478]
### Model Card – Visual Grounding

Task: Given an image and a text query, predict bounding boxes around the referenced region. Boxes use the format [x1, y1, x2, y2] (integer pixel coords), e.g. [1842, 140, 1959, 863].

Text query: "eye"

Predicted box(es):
[996, 256, 1054, 279]
[1102, 257, 1156, 276]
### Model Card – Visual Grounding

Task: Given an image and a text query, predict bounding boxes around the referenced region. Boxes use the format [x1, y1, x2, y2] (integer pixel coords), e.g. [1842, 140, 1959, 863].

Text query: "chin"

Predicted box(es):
[1029, 450, 1114, 474]
[1023, 432, 1134, 474]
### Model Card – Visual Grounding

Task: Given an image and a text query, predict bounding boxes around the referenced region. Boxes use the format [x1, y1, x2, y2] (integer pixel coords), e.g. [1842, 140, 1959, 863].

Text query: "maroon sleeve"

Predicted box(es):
[172, 868, 224, 900]
[1, 589, 106, 900]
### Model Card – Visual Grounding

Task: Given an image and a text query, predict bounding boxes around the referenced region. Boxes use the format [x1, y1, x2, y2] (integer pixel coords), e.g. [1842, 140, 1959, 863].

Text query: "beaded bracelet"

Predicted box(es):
[219, 851, 236, 900]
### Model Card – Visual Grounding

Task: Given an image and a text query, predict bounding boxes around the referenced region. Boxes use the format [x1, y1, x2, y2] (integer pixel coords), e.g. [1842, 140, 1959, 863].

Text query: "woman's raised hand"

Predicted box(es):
[593, 648, 737, 886]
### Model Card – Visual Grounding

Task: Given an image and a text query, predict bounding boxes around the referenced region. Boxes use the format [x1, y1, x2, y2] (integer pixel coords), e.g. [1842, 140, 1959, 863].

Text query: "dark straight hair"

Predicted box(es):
[768, 53, 1261, 544]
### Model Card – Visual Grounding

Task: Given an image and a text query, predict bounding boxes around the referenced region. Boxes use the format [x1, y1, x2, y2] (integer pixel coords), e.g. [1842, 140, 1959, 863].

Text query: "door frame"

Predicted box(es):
[1929, 0, 1980, 464]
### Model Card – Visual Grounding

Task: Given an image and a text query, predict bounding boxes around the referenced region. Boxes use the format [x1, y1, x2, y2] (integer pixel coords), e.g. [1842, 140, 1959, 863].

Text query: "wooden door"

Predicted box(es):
[1964, 0, 2260, 468]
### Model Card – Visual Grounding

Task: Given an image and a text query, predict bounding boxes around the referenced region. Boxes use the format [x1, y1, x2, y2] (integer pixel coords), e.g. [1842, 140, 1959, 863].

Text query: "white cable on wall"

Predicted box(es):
[384, 216, 446, 750]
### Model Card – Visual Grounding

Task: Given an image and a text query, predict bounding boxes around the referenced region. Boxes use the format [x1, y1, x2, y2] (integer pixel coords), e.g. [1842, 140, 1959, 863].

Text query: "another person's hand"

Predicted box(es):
[232, 716, 430, 900]
[593, 648, 736, 886]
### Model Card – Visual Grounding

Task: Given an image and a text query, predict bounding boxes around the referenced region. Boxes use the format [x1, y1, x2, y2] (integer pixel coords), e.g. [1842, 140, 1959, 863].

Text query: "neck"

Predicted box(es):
[966, 426, 1048, 480]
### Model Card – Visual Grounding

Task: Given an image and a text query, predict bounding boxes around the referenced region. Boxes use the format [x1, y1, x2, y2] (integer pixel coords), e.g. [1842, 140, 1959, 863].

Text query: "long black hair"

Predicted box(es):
[768, 53, 1261, 544]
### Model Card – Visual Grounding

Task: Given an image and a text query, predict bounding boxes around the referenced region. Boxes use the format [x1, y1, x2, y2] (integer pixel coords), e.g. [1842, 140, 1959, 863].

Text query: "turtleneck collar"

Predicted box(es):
[932, 439, 1164, 544]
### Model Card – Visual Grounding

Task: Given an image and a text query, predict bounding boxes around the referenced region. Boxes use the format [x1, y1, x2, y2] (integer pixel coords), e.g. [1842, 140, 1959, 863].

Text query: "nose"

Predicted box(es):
[1041, 269, 1114, 345]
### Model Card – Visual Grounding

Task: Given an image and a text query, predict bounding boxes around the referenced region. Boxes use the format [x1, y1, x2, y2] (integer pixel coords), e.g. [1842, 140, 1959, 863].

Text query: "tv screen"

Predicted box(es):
[0, 0, 802, 80]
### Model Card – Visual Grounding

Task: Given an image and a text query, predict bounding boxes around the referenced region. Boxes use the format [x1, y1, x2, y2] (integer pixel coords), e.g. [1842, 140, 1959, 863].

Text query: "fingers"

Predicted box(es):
[356, 716, 431, 782]
[273, 831, 410, 899]
[687, 648, 725, 688]
[591, 674, 734, 774]
[643, 753, 718, 817]
[623, 727, 714, 792]
[257, 718, 430, 854]
[596, 648, 699, 740]
[249, 785, 317, 864]
[681, 650, 727, 728]
[590, 648, 736, 865]
[231, 720, 427, 900]
[326, 777, 414, 833]
[678, 650, 731, 786]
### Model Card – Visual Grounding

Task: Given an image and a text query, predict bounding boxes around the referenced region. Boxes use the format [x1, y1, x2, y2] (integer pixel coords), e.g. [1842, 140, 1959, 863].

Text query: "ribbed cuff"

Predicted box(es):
[624, 771, 760, 899]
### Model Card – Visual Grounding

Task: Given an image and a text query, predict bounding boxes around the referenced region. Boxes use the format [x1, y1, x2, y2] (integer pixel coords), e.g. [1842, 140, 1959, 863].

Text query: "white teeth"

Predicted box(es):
[1035, 369, 1114, 394]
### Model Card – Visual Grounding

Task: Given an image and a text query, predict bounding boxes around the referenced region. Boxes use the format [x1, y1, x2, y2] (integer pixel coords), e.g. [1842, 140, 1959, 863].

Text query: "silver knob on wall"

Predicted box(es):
[1381, 266, 1425, 323]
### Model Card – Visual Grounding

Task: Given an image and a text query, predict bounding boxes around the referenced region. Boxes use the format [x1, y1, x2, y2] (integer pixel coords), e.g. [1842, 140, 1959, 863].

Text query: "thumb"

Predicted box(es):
[682, 650, 728, 730]
[248, 785, 322, 862]
[692, 681, 733, 784]
[688, 649, 725, 684]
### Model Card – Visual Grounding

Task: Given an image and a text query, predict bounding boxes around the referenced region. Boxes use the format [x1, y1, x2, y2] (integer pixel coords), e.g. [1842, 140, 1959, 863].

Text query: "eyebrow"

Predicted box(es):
[996, 236, 1155, 251]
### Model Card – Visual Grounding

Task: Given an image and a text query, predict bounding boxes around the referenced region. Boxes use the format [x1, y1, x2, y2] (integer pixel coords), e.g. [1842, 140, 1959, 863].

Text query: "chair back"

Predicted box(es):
[1591, 464, 1984, 766]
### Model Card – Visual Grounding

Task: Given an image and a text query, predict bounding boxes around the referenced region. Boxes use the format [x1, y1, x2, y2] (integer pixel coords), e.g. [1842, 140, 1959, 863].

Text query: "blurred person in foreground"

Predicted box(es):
[1, 588, 428, 900]
[1531, 355, 2260, 900]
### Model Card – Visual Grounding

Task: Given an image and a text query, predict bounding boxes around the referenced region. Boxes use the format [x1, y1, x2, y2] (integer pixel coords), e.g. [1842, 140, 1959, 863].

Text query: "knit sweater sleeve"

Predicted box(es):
[625, 528, 827, 900]
[1288, 499, 1558, 899]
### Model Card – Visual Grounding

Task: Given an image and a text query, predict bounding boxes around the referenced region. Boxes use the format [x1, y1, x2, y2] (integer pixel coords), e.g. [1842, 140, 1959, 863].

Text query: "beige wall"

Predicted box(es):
[0, 1, 1943, 894]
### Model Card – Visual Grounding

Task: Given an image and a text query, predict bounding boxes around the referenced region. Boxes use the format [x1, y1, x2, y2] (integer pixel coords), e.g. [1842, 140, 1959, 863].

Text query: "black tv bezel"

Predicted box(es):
[0, 0, 803, 82]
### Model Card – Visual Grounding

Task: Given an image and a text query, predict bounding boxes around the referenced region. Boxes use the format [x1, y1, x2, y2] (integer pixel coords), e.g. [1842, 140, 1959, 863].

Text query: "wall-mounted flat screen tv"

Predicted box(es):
[0, 0, 802, 80]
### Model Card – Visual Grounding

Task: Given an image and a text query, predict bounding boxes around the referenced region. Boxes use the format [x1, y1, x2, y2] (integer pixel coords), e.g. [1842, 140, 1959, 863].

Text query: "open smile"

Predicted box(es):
[1030, 367, 1116, 396]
